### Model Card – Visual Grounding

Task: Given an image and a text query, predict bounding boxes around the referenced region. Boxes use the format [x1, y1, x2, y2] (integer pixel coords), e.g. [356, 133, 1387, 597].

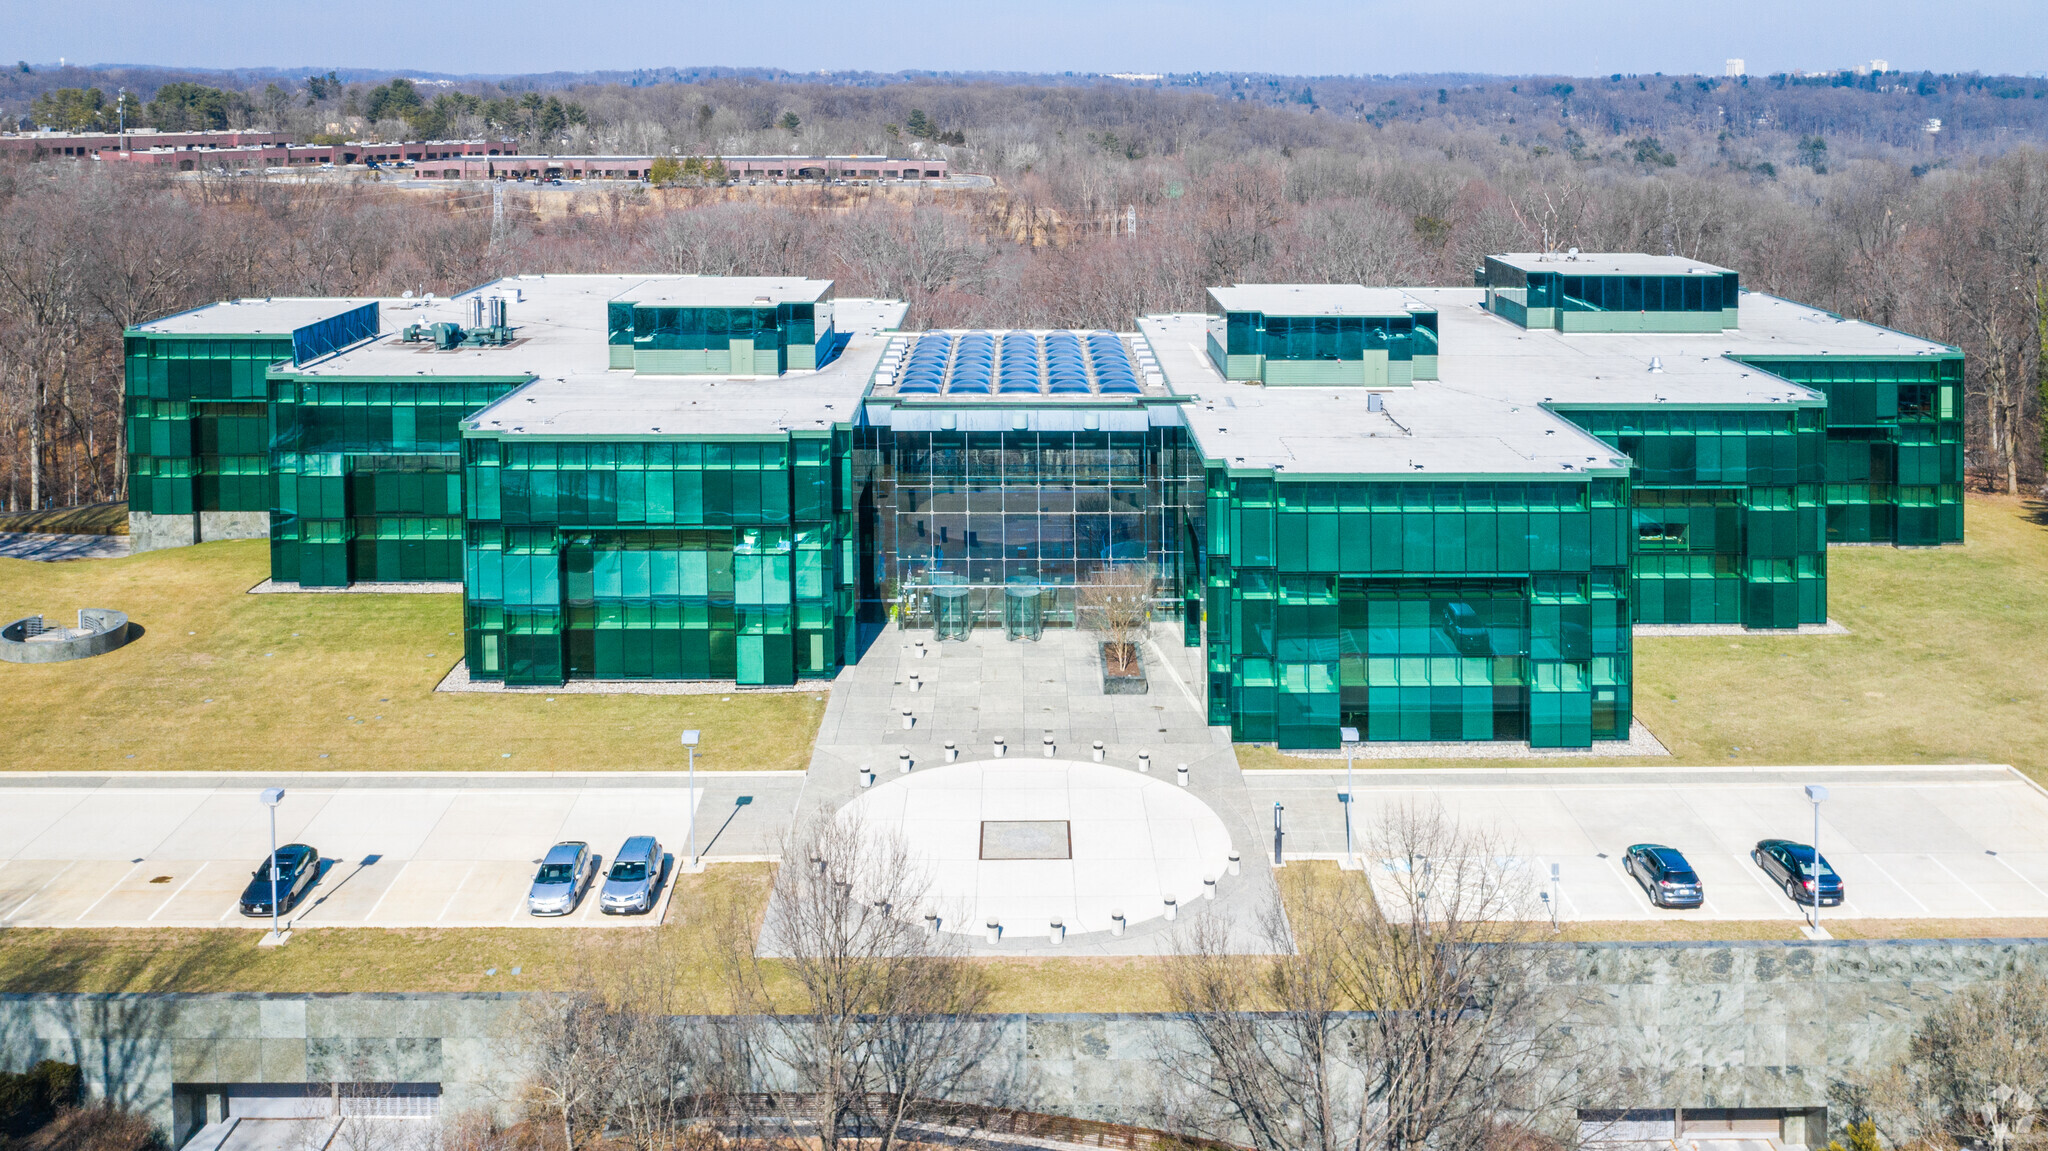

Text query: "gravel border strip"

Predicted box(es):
[248, 579, 463, 595]
[1634, 618, 1850, 637]
[1248, 719, 1671, 760]
[435, 658, 824, 696]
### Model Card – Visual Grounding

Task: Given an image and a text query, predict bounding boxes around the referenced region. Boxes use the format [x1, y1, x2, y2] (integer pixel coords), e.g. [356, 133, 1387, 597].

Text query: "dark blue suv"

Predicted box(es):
[1624, 844, 1704, 908]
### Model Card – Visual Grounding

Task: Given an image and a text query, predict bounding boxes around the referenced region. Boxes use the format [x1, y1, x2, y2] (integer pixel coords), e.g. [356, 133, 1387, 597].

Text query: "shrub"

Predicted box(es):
[0, 1062, 81, 1137]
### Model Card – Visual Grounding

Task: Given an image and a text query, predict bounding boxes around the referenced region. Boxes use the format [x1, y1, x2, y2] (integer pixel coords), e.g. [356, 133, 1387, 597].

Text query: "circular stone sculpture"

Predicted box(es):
[836, 758, 1234, 940]
[0, 609, 133, 664]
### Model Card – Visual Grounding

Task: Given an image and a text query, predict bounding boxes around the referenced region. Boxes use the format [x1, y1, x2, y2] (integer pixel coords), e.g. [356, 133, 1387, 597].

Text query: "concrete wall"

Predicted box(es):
[6, 939, 2044, 1145]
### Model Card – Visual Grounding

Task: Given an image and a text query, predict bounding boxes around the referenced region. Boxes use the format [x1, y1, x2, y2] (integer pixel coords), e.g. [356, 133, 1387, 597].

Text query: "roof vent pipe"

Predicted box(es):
[1648, 356, 1665, 373]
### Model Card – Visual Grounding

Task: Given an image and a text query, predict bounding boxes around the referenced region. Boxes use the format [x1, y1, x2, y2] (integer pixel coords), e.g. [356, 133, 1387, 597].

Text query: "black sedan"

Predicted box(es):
[1752, 839, 1843, 907]
[239, 844, 321, 917]
[1623, 844, 1705, 908]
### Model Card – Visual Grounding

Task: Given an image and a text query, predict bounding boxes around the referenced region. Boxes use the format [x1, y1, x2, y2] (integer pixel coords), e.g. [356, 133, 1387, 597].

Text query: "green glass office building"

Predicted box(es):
[123, 256, 1963, 750]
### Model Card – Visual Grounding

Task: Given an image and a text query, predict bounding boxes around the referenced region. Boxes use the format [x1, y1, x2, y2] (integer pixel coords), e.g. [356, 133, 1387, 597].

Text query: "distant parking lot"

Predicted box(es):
[0, 773, 799, 930]
[1246, 765, 2048, 922]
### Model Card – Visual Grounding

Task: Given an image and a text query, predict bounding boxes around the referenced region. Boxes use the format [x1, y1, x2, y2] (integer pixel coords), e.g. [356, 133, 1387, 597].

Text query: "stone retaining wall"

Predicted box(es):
[4, 939, 2042, 1145]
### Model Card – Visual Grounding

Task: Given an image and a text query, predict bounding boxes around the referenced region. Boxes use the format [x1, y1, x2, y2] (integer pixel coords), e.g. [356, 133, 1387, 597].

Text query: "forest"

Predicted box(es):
[2, 64, 2047, 512]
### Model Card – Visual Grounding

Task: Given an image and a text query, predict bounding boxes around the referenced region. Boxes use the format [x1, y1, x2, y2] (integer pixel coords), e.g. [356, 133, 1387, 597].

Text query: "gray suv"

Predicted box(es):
[599, 836, 664, 915]
[527, 841, 597, 916]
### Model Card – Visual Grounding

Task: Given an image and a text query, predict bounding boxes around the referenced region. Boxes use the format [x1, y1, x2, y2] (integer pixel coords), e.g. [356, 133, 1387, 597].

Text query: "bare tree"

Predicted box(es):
[509, 992, 608, 1151]
[1163, 803, 1582, 1151]
[1077, 562, 1155, 679]
[1860, 963, 2048, 1151]
[729, 811, 995, 1151]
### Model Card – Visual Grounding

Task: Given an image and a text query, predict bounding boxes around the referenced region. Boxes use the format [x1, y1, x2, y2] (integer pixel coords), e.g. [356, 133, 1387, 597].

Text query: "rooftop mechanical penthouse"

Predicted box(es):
[124, 254, 1963, 750]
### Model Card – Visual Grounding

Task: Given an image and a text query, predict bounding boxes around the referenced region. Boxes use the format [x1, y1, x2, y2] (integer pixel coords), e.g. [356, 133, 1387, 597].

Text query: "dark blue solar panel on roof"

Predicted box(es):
[898, 378, 942, 394]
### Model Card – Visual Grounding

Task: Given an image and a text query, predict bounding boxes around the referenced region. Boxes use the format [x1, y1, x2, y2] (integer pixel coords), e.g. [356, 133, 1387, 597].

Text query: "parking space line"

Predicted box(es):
[148, 862, 209, 921]
[362, 860, 411, 921]
[1601, 856, 1657, 920]
[1734, 853, 1788, 902]
[73, 860, 147, 922]
[1990, 854, 2048, 904]
[1855, 855, 1931, 914]
[1925, 855, 1998, 913]
[436, 863, 477, 922]
[1, 862, 75, 922]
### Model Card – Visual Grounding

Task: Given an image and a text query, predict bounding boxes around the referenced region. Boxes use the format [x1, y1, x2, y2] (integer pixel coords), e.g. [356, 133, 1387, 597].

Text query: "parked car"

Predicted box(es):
[599, 836, 664, 915]
[239, 844, 320, 917]
[1752, 839, 1843, 906]
[527, 841, 598, 916]
[1623, 843, 1705, 908]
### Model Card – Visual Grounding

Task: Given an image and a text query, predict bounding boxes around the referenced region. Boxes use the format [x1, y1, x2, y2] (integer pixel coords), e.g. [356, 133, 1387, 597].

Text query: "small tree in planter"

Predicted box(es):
[1078, 562, 1154, 691]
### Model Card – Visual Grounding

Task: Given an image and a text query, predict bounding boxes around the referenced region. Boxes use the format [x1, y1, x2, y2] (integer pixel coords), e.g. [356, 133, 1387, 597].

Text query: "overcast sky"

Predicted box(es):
[11, 0, 2043, 78]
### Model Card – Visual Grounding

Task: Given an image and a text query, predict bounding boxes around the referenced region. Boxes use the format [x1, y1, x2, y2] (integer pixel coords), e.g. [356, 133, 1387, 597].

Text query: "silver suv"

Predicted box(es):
[527, 841, 597, 916]
[599, 836, 664, 915]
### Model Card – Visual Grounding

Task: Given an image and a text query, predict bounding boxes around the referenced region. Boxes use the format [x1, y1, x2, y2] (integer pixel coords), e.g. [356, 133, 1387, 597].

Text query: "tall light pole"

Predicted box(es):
[1339, 726, 1360, 867]
[682, 730, 701, 871]
[260, 788, 285, 944]
[1805, 784, 1829, 935]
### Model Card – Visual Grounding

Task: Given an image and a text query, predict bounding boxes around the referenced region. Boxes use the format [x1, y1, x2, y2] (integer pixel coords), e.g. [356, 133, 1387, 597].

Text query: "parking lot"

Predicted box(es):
[1245, 764, 2048, 923]
[0, 772, 801, 930]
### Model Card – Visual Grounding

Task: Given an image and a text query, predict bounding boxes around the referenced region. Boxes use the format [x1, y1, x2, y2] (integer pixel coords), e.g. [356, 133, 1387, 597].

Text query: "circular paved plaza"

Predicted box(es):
[837, 759, 1236, 941]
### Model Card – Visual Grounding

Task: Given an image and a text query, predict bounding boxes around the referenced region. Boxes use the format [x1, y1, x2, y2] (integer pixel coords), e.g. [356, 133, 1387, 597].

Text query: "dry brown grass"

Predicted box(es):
[0, 540, 826, 772]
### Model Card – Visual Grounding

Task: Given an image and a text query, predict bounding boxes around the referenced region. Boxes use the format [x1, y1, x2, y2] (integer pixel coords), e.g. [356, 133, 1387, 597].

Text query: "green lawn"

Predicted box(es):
[1241, 494, 2048, 782]
[0, 540, 826, 771]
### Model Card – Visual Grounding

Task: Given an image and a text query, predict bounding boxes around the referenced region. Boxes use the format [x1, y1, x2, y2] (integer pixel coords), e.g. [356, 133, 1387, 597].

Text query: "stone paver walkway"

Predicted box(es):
[787, 621, 1285, 956]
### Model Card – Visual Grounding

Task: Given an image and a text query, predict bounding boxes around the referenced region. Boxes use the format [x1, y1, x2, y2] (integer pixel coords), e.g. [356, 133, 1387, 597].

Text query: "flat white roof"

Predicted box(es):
[623, 276, 834, 307]
[129, 297, 385, 337]
[1140, 313, 1626, 478]
[1139, 287, 1953, 478]
[462, 332, 893, 438]
[1207, 284, 1432, 316]
[1489, 252, 1738, 277]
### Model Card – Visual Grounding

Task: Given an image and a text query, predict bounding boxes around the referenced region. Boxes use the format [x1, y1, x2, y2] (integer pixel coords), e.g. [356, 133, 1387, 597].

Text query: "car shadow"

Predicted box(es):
[293, 854, 378, 923]
[651, 854, 675, 916]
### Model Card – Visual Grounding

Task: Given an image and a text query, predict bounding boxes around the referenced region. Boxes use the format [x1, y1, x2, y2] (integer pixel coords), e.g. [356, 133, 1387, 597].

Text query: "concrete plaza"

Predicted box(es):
[791, 621, 1284, 955]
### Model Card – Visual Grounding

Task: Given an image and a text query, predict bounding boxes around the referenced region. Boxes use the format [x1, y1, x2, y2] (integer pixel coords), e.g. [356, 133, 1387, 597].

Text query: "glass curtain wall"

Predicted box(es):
[268, 377, 520, 585]
[1558, 406, 1827, 628]
[1202, 475, 1630, 750]
[461, 433, 852, 687]
[1733, 355, 1964, 545]
[125, 335, 294, 516]
[854, 426, 1197, 628]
